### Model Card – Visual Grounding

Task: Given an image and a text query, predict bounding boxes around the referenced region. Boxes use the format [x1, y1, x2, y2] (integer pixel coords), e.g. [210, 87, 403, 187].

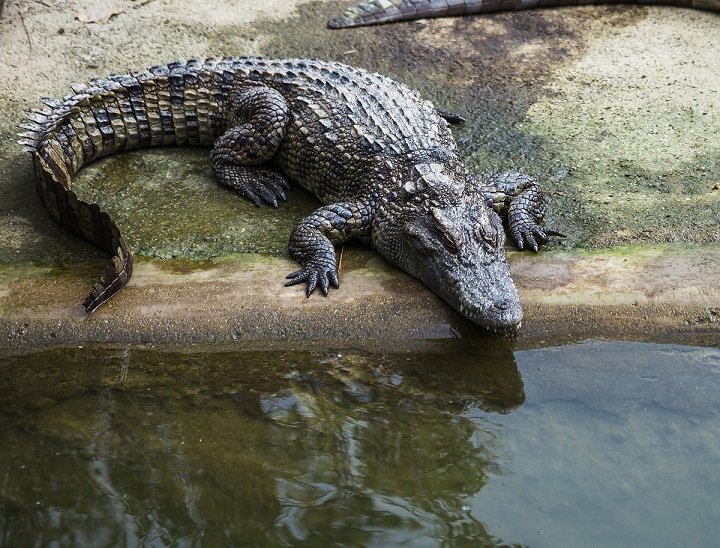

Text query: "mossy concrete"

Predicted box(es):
[1, 244, 717, 351]
[0, 0, 718, 350]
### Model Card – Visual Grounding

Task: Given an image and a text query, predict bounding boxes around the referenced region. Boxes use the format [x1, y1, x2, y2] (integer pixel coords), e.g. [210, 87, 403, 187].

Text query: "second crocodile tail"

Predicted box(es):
[328, 0, 716, 28]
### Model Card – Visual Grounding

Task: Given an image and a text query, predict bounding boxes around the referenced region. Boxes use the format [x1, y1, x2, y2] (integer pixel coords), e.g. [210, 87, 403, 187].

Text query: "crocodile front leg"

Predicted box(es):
[285, 201, 374, 296]
[211, 86, 291, 207]
[469, 172, 565, 252]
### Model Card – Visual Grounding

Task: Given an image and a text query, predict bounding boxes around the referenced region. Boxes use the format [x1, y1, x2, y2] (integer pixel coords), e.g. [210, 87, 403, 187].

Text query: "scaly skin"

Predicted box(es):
[21, 57, 560, 332]
[328, 0, 720, 27]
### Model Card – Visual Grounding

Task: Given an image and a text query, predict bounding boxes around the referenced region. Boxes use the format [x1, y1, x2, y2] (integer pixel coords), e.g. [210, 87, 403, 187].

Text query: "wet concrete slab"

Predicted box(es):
[0, 243, 717, 351]
[0, 0, 718, 350]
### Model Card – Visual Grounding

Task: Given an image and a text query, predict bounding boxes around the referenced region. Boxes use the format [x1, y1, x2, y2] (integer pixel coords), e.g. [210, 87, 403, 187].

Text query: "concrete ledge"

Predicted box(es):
[1, 243, 717, 351]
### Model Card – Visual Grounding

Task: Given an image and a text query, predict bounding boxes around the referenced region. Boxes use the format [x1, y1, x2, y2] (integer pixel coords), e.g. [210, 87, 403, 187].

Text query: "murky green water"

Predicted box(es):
[1, 340, 719, 546]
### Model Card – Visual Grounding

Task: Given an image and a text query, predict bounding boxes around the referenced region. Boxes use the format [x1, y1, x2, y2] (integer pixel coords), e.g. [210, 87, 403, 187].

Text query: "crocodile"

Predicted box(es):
[20, 57, 561, 333]
[328, 0, 720, 28]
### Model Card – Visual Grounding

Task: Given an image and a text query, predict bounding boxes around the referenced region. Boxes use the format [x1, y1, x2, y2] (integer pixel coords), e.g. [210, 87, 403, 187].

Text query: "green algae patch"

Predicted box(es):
[147, 257, 216, 276]
[0, 260, 105, 319]
[72, 148, 324, 259]
[521, 13, 720, 249]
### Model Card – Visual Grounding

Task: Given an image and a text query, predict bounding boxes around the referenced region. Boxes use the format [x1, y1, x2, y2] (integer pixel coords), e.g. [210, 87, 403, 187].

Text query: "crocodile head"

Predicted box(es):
[406, 202, 522, 333]
[374, 162, 522, 333]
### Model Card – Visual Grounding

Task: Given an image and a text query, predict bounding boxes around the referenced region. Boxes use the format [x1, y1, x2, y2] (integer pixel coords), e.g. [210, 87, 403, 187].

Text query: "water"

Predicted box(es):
[1, 340, 719, 546]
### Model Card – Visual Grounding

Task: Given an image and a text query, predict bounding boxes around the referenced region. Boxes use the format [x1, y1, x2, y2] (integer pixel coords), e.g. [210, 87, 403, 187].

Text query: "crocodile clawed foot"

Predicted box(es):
[285, 261, 340, 297]
[214, 164, 290, 207]
[512, 225, 566, 253]
[237, 170, 289, 208]
[507, 189, 565, 252]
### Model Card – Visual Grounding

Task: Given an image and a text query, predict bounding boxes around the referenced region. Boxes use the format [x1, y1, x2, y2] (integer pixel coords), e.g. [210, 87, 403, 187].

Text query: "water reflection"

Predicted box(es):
[3, 342, 716, 546]
[0, 343, 524, 546]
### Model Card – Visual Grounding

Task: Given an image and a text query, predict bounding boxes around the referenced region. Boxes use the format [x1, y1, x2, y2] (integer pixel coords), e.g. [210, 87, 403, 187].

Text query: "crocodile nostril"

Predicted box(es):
[494, 300, 511, 311]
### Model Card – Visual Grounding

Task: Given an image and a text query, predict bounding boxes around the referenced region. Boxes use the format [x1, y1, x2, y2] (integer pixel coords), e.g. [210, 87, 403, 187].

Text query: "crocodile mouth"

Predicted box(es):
[457, 298, 523, 334]
[410, 255, 523, 333]
[443, 262, 523, 333]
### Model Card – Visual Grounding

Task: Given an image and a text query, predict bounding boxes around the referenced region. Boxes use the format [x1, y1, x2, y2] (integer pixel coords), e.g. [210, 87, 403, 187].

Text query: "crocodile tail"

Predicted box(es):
[328, 0, 712, 28]
[21, 108, 136, 313]
[18, 59, 228, 312]
[327, 0, 528, 27]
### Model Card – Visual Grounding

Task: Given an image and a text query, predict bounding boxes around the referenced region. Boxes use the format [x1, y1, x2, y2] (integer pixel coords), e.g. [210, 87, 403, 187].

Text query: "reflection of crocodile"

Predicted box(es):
[21, 57, 561, 332]
[0, 342, 524, 544]
[328, 0, 720, 28]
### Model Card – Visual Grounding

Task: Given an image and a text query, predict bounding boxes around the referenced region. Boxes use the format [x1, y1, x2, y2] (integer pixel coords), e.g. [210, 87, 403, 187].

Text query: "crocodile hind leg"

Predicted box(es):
[211, 86, 291, 207]
[285, 201, 374, 296]
[469, 172, 565, 252]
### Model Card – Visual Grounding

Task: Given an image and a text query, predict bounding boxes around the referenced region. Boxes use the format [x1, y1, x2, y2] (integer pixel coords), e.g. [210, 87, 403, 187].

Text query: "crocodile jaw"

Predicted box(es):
[376, 203, 523, 333]
[433, 257, 523, 334]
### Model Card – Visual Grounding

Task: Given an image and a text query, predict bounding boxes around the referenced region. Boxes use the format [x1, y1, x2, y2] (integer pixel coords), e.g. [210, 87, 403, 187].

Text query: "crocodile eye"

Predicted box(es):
[427, 207, 464, 254]
[475, 223, 498, 248]
[430, 225, 460, 254]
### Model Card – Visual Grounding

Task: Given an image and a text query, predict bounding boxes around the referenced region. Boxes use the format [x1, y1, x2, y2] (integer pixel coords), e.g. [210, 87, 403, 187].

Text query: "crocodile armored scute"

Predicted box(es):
[22, 56, 562, 333]
[328, 0, 720, 27]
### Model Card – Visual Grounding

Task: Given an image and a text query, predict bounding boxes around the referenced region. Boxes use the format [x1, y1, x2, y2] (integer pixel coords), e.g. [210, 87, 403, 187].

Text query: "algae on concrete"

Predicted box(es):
[73, 148, 323, 259]
[522, 12, 720, 248]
